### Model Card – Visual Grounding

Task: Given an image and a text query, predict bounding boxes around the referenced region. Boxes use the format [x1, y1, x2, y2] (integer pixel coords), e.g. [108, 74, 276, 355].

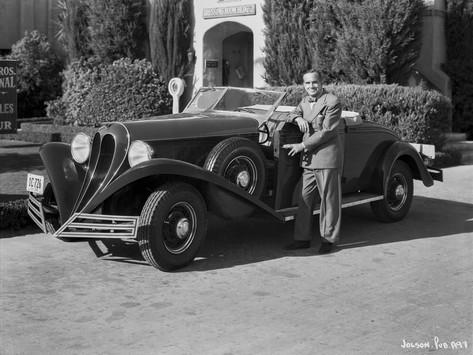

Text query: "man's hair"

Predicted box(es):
[303, 70, 324, 82]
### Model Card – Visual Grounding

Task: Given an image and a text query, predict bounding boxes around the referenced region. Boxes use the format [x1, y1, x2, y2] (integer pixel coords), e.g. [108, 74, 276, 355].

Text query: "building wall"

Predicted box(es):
[0, 0, 60, 52]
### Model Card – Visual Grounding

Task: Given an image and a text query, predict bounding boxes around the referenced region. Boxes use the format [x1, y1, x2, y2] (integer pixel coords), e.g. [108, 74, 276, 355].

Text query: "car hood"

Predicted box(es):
[119, 112, 259, 142]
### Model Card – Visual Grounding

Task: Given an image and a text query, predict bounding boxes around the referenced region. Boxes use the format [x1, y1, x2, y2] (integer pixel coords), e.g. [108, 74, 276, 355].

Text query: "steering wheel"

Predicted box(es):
[258, 122, 270, 144]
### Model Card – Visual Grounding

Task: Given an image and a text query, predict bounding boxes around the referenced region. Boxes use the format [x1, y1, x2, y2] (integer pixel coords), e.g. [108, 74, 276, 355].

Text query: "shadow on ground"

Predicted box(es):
[85, 195, 472, 272]
[0, 152, 43, 173]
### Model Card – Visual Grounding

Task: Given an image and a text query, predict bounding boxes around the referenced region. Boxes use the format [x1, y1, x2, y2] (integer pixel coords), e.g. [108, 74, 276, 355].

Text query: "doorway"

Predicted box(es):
[222, 32, 253, 87]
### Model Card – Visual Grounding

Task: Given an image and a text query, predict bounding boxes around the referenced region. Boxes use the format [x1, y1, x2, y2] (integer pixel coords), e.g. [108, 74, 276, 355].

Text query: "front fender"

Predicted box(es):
[380, 141, 434, 190]
[82, 158, 283, 221]
[39, 142, 86, 223]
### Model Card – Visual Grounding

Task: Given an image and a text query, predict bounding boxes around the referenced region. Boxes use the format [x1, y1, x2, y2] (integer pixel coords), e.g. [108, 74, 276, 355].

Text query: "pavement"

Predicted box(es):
[0, 143, 472, 354]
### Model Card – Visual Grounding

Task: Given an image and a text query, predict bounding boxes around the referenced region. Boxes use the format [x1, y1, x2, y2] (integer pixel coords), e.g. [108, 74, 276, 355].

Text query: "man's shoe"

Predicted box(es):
[284, 241, 311, 250]
[318, 242, 334, 254]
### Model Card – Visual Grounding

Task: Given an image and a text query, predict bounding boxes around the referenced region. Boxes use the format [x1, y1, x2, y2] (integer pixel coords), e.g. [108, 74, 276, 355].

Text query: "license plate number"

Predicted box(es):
[26, 174, 45, 194]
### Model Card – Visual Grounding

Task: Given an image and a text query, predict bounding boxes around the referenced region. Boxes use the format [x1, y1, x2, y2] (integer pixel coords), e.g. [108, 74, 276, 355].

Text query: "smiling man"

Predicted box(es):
[283, 71, 344, 254]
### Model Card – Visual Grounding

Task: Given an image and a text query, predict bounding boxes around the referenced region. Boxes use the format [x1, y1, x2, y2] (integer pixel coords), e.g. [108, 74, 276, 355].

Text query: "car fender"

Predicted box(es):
[82, 158, 283, 221]
[39, 142, 86, 223]
[378, 141, 434, 193]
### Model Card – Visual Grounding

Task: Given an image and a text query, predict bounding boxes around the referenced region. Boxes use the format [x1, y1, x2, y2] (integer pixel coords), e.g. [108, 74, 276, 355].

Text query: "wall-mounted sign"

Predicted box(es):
[203, 4, 256, 19]
[205, 59, 219, 68]
[0, 60, 17, 133]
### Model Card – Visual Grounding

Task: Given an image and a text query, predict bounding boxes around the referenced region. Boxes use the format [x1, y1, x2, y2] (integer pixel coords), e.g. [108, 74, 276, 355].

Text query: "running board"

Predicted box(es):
[277, 193, 383, 221]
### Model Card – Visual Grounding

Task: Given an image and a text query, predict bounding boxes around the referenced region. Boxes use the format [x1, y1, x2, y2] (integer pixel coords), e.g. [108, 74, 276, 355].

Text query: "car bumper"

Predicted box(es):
[28, 193, 139, 239]
[427, 167, 443, 182]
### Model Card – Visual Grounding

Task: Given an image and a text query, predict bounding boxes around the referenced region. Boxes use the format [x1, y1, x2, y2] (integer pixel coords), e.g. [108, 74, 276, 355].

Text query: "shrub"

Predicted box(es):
[4, 31, 63, 118]
[273, 84, 451, 148]
[0, 199, 30, 230]
[47, 58, 172, 126]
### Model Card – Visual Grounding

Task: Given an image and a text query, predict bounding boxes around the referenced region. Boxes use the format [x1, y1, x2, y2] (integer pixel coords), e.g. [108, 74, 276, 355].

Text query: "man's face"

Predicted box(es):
[303, 73, 322, 97]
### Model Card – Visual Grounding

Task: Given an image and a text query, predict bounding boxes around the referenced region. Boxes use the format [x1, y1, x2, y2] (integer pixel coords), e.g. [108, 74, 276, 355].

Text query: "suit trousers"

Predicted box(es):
[294, 168, 342, 244]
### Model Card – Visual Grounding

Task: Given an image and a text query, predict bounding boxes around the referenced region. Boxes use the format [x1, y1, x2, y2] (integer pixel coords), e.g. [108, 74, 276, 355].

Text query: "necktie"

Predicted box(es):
[308, 96, 317, 103]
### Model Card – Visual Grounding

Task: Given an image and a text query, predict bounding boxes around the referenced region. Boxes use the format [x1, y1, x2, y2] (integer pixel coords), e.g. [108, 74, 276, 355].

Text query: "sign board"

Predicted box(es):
[205, 59, 219, 68]
[0, 60, 17, 133]
[203, 4, 256, 19]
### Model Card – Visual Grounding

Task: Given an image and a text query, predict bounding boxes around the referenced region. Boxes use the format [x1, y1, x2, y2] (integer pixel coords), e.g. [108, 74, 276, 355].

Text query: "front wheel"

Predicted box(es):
[138, 183, 208, 271]
[371, 160, 413, 222]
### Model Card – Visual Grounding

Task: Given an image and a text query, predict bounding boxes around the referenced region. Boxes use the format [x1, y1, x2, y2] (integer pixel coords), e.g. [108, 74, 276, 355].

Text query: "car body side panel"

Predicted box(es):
[39, 142, 86, 223]
[81, 158, 284, 221]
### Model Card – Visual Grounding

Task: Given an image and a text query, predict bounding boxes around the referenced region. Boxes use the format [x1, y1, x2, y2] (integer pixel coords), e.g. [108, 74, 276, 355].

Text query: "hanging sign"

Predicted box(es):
[203, 4, 256, 19]
[0, 60, 17, 133]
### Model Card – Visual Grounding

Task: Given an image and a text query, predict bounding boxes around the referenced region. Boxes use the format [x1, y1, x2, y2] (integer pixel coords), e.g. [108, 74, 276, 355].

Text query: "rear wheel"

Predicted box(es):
[138, 183, 207, 271]
[371, 160, 413, 222]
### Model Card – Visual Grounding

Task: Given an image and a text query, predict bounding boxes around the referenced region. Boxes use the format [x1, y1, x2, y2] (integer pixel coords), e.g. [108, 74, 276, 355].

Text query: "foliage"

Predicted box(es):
[444, 0, 473, 137]
[4, 31, 63, 118]
[148, 0, 192, 82]
[262, 0, 313, 85]
[274, 84, 451, 148]
[56, 0, 91, 62]
[0, 199, 30, 230]
[85, 0, 146, 63]
[46, 58, 172, 126]
[263, 0, 424, 85]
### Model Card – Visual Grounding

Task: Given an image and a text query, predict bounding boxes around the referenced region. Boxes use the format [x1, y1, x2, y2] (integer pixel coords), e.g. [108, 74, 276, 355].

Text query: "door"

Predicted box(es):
[222, 32, 253, 87]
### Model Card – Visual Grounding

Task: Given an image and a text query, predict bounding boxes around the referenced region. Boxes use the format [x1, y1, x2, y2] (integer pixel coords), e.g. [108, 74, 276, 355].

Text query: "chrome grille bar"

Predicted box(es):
[27, 193, 46, 233]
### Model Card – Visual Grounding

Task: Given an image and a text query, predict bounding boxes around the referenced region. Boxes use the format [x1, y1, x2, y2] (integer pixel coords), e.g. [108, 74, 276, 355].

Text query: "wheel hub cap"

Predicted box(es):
[395, 185, 405, 199]
[176, 218, 190, 239]
[236, 170, 250, 188]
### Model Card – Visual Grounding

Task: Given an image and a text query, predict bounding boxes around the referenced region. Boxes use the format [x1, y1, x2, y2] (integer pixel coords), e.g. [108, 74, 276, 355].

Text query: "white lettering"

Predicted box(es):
[401, 339, 430, 349]
[0, 77, 15, 88]
[0, 121, 12, 130]
[0, 67, 15, 75]
[434, 336, 449, 349]
[0, 103, 14, 114]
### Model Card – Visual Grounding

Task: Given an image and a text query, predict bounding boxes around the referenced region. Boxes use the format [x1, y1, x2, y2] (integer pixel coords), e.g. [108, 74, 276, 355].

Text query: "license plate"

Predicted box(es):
[26, 173, 45, 194]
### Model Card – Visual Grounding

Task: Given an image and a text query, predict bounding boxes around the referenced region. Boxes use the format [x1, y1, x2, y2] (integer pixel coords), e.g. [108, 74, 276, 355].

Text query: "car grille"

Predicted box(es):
[73, 124, 130, 213]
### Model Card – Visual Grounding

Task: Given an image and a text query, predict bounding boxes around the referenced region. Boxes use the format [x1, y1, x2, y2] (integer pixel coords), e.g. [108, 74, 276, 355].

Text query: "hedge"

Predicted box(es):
[0, 199, 31, 230]
[273, 84, 452, 149]
[47, 57, 172, 126]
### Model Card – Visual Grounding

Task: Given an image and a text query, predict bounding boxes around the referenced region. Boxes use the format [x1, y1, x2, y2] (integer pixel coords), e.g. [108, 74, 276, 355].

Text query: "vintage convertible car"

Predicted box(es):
[27, 86, 442, 270]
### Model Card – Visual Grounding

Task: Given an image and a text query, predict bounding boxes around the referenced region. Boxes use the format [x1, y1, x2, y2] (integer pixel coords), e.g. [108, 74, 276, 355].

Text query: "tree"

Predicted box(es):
[262, 0, 313, 85]
[148, 0, 192, 82]
[85, 0, 146, 63]
[444, 0, 473, 136]
[331, 0, 424, 84]
[56, 0, 91, 63]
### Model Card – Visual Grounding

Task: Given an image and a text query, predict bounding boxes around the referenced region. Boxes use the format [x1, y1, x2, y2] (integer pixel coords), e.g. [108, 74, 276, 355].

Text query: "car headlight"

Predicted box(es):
[71, 133, 91, 164]
[128, 140, 153, 167]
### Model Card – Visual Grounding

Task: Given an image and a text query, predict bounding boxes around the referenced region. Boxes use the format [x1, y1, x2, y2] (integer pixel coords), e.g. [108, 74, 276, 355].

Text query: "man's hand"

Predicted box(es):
[283, 143, 305, 157]
[294, 117, 309, 133]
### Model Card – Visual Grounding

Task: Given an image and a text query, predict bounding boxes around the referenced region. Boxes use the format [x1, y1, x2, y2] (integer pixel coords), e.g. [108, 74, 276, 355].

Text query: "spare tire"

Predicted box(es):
[204, 137, 266, 199]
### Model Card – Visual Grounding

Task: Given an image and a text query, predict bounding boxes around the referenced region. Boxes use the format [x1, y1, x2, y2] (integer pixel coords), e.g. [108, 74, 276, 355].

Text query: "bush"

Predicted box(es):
[47, 58, 172, 126]
[273, 84, 451, 148]
[4, 31, 63, 118]
[0, 199, 30, 230]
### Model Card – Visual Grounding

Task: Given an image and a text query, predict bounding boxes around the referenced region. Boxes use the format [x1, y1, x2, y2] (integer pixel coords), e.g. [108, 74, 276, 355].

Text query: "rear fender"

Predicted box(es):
[377, 142, 434, 193]
[83, 158, 283, 221]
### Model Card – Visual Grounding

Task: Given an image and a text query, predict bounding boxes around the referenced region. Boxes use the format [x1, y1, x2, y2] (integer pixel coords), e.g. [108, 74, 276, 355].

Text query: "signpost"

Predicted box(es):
[0, 60, 17, 134]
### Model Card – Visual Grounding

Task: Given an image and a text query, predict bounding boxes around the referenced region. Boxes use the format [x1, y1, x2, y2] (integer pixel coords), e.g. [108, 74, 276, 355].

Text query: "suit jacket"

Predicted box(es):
[287, 90, 344, 169]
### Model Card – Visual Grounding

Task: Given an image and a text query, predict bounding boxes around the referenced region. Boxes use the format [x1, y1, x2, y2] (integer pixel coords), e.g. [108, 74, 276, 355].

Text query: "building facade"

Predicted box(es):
[0, 0, 450, 97]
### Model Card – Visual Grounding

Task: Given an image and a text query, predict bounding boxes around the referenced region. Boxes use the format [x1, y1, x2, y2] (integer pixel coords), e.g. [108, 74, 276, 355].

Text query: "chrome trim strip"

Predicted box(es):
[281, 195, 384, 221]
[54, 212, 139, 239]
[27, 193, 46, 233]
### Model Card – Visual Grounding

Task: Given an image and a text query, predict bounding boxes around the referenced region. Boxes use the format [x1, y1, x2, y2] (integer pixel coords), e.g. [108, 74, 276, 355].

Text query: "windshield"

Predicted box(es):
[184, 87, 285, 119]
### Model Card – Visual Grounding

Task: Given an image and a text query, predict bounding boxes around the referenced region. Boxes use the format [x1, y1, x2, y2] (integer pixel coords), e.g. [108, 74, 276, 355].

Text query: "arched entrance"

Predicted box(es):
[203, 22, 254, 88]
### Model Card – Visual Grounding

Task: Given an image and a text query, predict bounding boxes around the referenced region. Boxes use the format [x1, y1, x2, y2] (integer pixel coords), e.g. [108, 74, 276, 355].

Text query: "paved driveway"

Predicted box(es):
[1, 166, 472, 355]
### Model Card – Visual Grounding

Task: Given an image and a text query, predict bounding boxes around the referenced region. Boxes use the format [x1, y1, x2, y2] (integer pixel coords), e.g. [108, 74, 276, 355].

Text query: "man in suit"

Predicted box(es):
[283, 70, 344, 254]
